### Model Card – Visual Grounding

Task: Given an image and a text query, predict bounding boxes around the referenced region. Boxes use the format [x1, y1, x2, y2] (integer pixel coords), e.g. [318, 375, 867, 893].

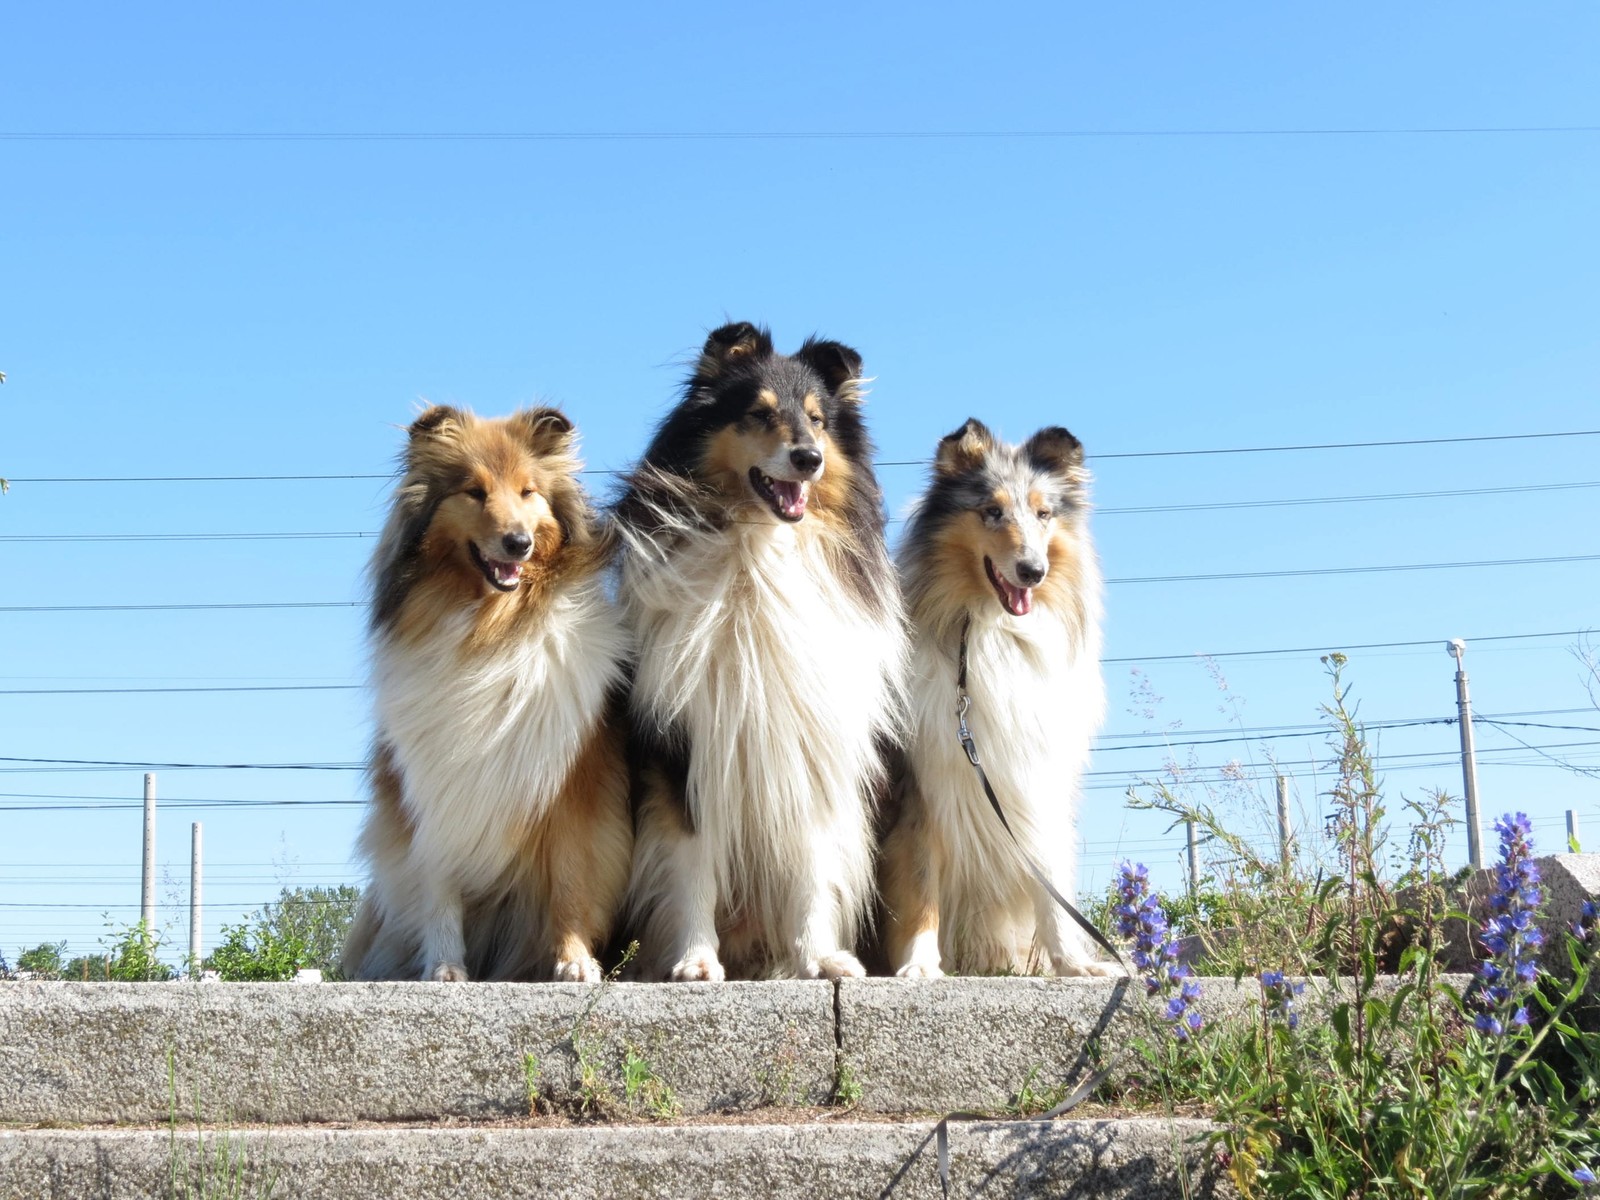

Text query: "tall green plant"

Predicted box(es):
[1117, 659, 1600, 1196]
[207, 924, 307, 983]
[101, 919, 177, 982]
[16, 940, 67, 978]
[251, 885, 360, 977]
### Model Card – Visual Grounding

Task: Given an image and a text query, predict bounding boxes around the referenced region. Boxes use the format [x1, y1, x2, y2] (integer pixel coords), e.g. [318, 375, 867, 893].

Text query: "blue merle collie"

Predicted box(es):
[613, 322, 906, 981]
[879, 419, 1114, 977]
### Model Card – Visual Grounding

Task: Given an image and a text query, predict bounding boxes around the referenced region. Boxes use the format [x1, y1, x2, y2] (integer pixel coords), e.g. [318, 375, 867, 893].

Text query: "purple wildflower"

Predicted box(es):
[1573, 900, 1598, 942]
[1259, 969, 1306, 1030]
[1115, 860, 1203, 1041]
[1471, 813, 1543, 1038]
[1573, 1166, 1595, 1184]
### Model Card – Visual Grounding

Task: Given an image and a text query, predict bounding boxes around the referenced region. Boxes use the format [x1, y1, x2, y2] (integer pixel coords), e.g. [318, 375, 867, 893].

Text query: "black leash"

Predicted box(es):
[932, 1065, 1112, 1198]
[954, 614, 1125, 970]
[928, 615, 1129, 1197]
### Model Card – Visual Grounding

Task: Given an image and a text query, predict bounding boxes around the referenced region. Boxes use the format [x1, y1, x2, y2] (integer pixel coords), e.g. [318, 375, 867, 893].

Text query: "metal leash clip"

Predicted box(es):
[954, 693, 980, 766]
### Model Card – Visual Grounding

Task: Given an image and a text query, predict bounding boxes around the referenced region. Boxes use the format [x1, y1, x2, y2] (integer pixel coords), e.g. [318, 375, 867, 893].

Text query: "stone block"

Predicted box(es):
[0, 981, 835, 1125]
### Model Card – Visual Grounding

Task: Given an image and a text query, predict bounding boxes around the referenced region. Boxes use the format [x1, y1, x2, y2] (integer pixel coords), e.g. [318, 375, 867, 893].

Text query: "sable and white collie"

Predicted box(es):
[613, 322, 906, 982]
[341, 405, 632, 983]
[879, 418, 1114, 977]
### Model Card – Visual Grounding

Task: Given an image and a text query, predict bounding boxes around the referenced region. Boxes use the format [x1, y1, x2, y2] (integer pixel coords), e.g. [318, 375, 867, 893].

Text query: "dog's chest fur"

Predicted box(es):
[908, 611, 1104, 889]
[625, 521, 903, 881]
[373, 582, 629, 890]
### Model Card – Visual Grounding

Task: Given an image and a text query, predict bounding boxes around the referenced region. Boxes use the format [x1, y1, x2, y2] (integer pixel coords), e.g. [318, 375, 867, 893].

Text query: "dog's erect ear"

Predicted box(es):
[696, 322, 773, 378]
[1023, 426, 1085, 476]
[409, 405, 464, 442]
[794, 338, 864, 398]
[934, 418, 996, 477]
[512, 407, 576, 458]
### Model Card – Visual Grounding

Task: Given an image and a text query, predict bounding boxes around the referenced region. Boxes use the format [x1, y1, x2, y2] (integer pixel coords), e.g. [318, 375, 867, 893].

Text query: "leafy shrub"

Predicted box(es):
[100, 920, 177, 981]
[16, 940, 67, 979]
[1109, 657, 1600, 1196]
[207, 922, 308, 982]
[252, 884, 360, 977]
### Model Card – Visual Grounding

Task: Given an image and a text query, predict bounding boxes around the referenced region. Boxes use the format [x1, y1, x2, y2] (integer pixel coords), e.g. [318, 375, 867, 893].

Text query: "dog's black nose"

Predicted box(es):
[502, 531, 533, 558]
[1015, 559, 1046, 586]
[790, 447, 823, 474]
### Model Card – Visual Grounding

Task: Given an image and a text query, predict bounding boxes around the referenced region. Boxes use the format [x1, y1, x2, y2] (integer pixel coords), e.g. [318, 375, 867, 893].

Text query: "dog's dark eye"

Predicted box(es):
[1036, 508, 1051, 521]
[984, 505, 1003, 522]
[465, 486, 487, 502]
[809, 414, 825, 429]
[521, 488, 535, 499]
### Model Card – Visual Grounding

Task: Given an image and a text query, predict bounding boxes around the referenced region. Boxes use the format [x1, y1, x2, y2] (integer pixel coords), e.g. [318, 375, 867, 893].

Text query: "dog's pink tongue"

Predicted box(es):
[772, 479, 807, 519]
[1002, 579, 1033, 617]
[493, 560, 521, 586]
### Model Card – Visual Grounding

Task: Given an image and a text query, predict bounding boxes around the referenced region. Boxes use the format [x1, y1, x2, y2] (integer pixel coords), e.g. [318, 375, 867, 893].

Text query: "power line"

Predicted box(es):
[10, 428, 1600, 484]
[1080, 738, 1600, 785]
[6, 473, 392, 483]
[4, 553, 1593, 615]
[1093, 717, 1453, 753]
[0, 860, 357, 868]
[0, 756, 363, 771]
[8, 477, 1597, 545]
[1098, 479, 1600, 515]
[1103, 627, 1590, 665]
[0, 799, 364, 810]
[0, 532, 376, 544]
[0, 634, 1588, 695]
[0, 602, 359, 613]
[1090, 429, 1600, 460]
[4, 731, 1594, 793]
[1105, 552, 1600, 586]
[0, 685, 360, 695]
[4, 125, 1599, 142]
[1481, 719, 1600, 734]
[1096, 706, 1589, 740]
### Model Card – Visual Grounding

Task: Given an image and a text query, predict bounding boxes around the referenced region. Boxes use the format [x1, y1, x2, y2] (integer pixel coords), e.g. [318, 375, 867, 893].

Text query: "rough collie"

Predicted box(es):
[342, 405, 632, 982]
[880, 418, 1114, 977]
[613, 322, 905, 981]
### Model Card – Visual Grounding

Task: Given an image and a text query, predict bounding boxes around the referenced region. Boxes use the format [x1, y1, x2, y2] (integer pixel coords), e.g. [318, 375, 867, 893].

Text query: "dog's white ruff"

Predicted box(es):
[364, 578, 630, 978]
[901, 579, 1105, 975]
[621, 508, 905, 978]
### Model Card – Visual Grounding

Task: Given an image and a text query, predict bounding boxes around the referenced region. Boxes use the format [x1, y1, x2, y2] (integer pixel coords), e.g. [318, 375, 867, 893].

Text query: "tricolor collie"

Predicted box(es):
[614, 323, 905, 981]
[342, 406, 632, 982]
[880, 419, 1114, 977]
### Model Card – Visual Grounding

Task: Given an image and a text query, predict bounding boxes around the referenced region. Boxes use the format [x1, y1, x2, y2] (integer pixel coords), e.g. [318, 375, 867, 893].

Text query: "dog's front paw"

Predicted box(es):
[895, 960, 944, 979]
[1052, 956, 1126, 979]
[806, 952, 866, 980]
[669, 951, 725, 983]
[427, 960, 470, 982]
[553, 955, 602, 983]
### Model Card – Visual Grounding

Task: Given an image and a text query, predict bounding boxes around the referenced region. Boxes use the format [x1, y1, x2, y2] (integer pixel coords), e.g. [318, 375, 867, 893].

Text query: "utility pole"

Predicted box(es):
[1276, 774, 1293, 872]
[1185, 819, 1199, 896]
[1448, 640, 1484, 870]
[141, 773, 157, 934]
[189, 823, 203, 979]
[1568, 809, 1582, 853]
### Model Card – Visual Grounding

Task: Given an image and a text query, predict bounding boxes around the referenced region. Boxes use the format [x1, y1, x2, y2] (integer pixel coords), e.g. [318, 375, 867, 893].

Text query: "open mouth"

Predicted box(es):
[748, 468, 809, 522]
[469, 543, 525, 592]
[984, 556, 1033, 617]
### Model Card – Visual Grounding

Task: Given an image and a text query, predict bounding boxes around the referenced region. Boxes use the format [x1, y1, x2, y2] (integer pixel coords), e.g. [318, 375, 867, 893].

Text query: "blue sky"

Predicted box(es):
[3, 4, 1597, 964]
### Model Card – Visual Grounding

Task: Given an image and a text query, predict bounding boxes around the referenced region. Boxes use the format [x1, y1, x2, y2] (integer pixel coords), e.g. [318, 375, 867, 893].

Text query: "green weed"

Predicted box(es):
[1006, 1064, 1074, 1117]
[165, 1048, 278, 1200]
[621, 1043, 680, 1119]
[832, 1057, 863, 1109]
[1111, 655, 1600, 1197]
